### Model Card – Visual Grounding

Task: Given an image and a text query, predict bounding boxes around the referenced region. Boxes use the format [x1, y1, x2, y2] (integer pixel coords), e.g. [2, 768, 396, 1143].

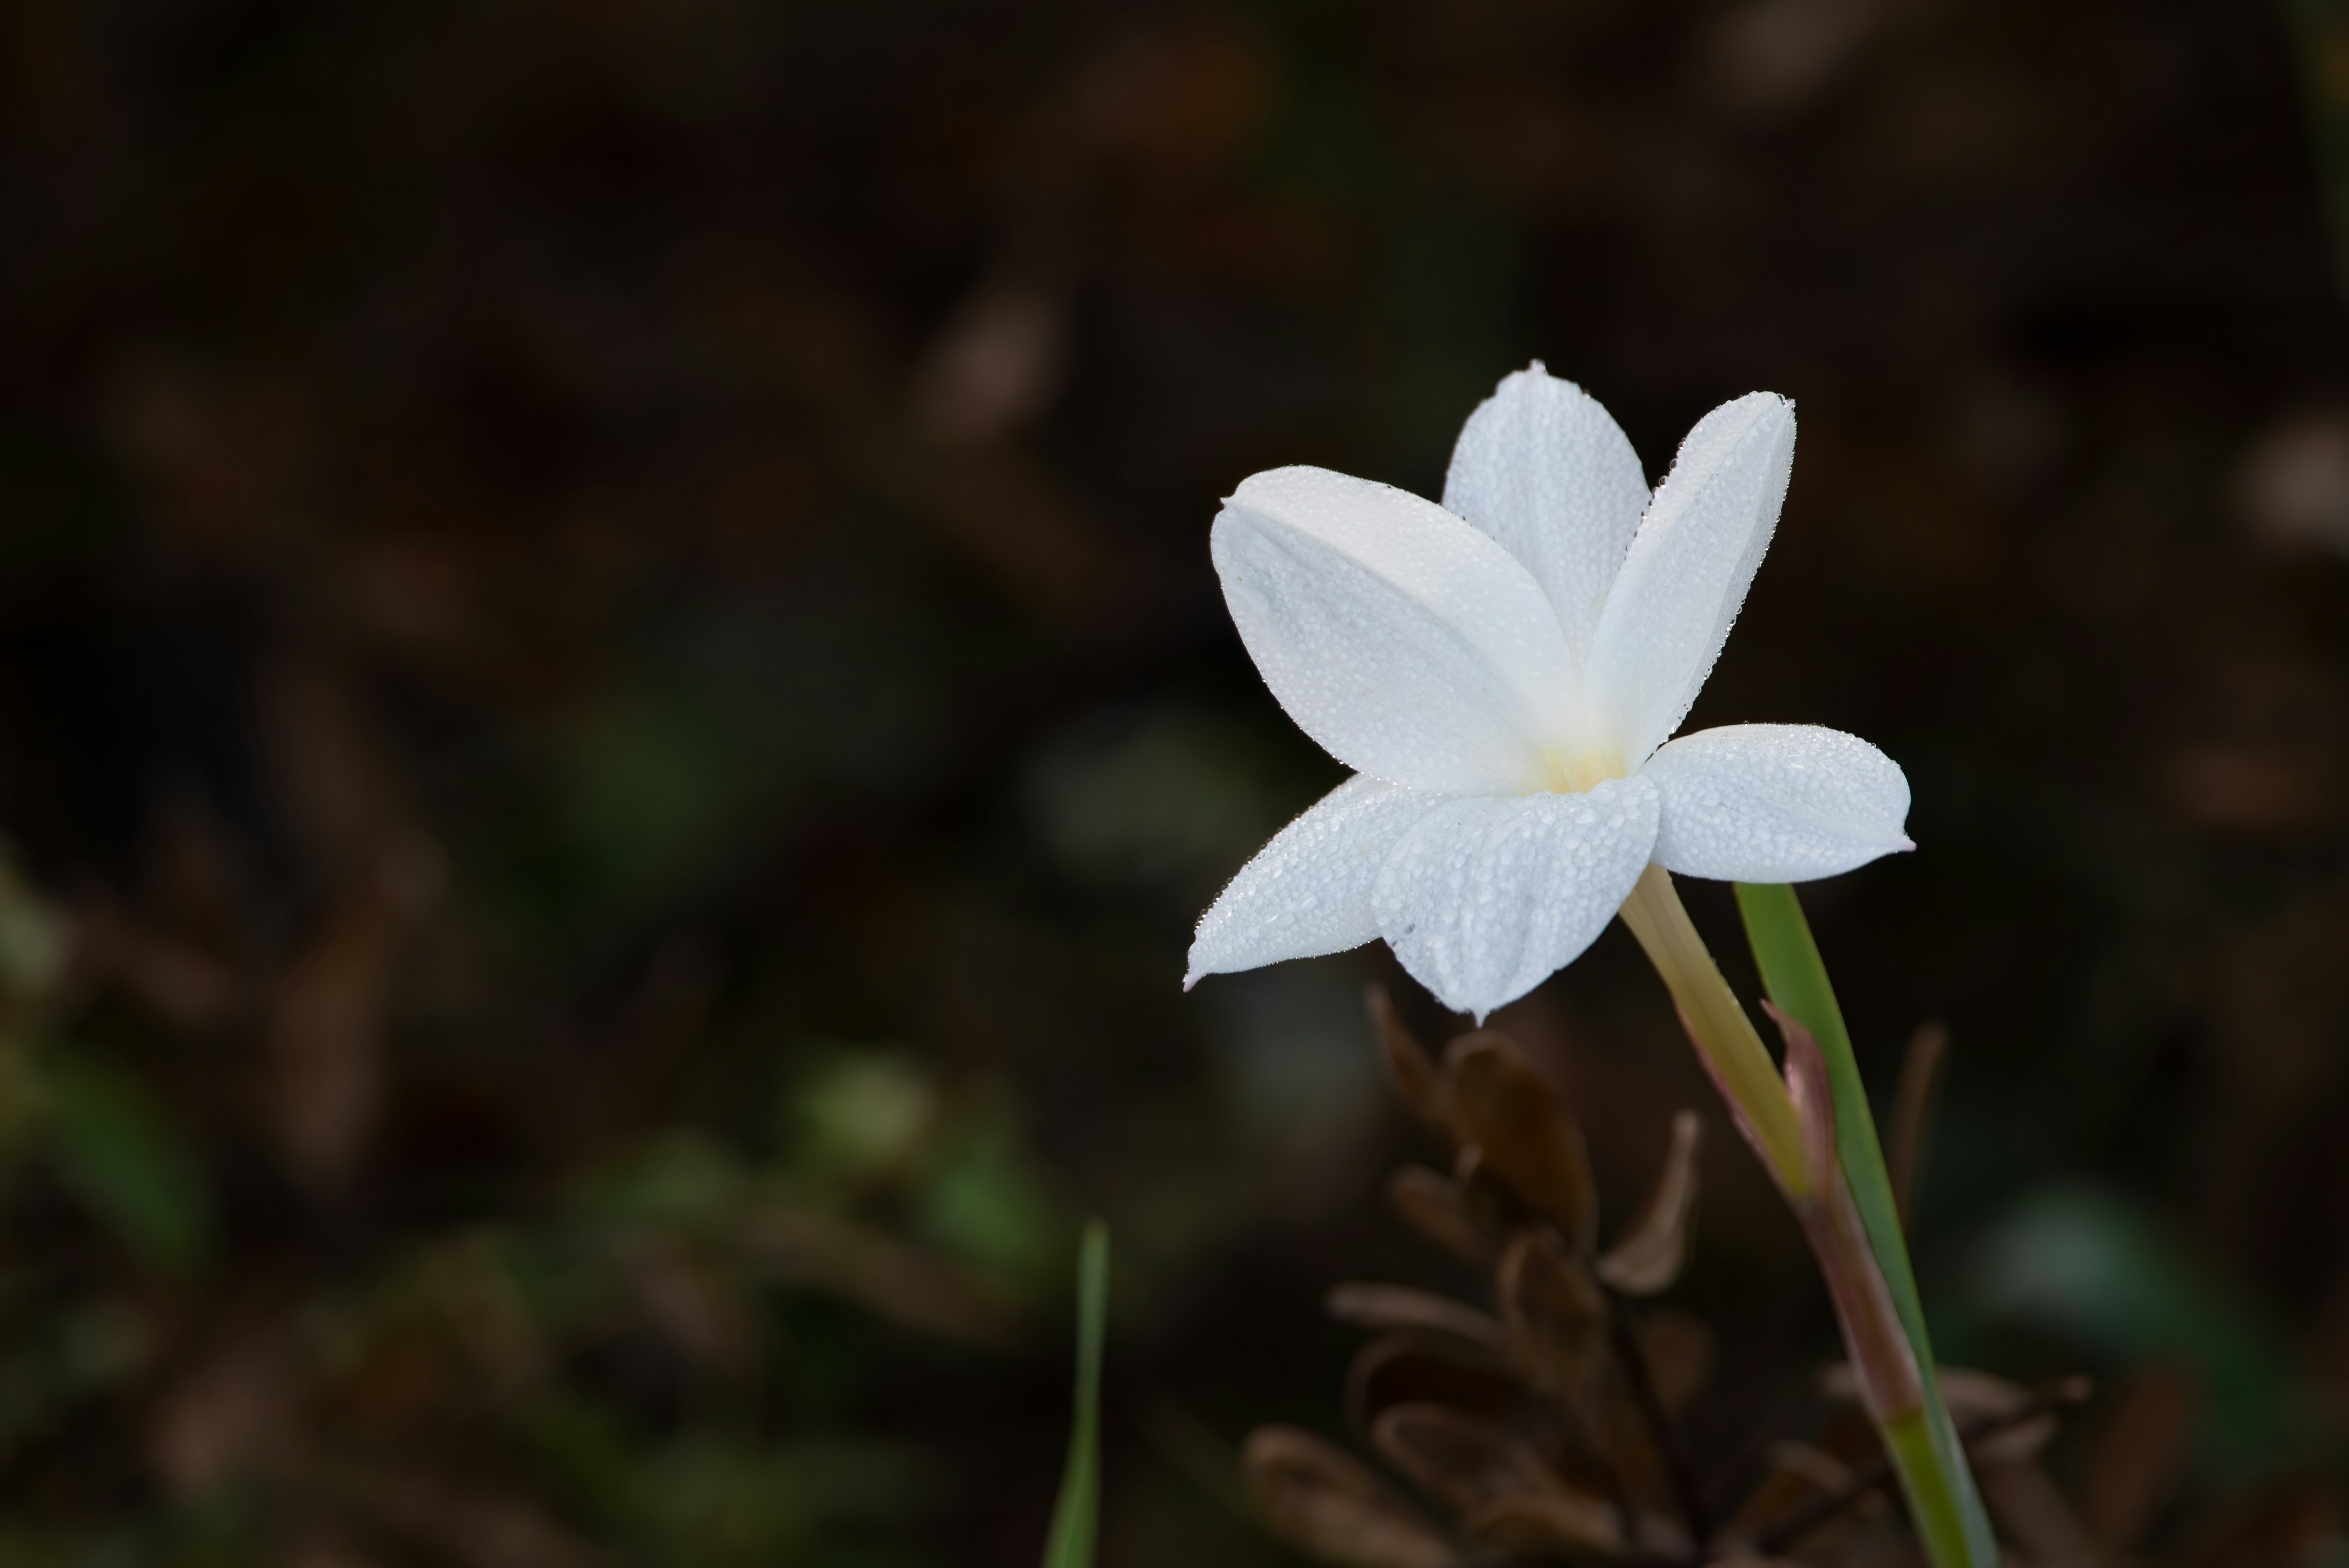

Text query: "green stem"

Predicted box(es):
[1734, 882, 1997, 1568]
[1885, 1411, 1975, 1568]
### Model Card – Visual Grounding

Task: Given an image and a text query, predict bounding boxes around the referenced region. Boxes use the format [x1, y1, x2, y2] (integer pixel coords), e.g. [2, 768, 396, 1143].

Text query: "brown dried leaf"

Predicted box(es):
[270, 836, 443, 1194]
[1979, 1460, 2098, 1568]
[151, 1333, 298, 1499]
[1368, 1402, 1569, 1518]
[1369, 985, 1459, 1143]
[1936, 1367, 2057, 1464]
[1346, 1332, 1522, 1434]
[1497, 1230, 1607, 1411]
[1446, 1034, 1598, 1250]
[1635, 1309, 1714, 1415]
[1328, 1284, 1510, 1358]
[1596, 1110, 1702, 1296]
[1764, 1439, 1856, 1495]
[1453, 1145, 1525, 1237]
[1460, 1490, 1626, 1558]
[1724, 1407, 1878, 1541]
[621, 1238, 763, 1374]
[906, 269, 1068, 450]
[1241, 1425, 1463, 1568]
[738, 1203, 1020, 1347]
[73, 900, 244, 1031]
[1386, 1166, 1498, 1264]
[1886, 1021, 1948, 1230]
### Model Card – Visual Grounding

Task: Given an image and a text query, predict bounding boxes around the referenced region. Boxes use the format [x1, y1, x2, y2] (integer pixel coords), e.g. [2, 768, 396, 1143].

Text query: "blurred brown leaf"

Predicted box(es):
[1635, 1309, 1714, 1417]
[1346, 1332, 1521, 1435]
[2234, 408, 2349, 558]
[1367, 1402, 1573, 1519]
[738, 1201, 1022, 1347]
[908, 267, 1071, 450]
[73, 899, 245, 1031]
[1385, 1166, 1497, 1265]
[1724, 1407, 1879, 1543]
[151, 1332, 298, 1499]
[1980, 1459, 2099, 1568]
[1936, 1368, 2057, 1465]
[1369, 986, 1459, 1146]
[1447, 1033, 1597, 1252]
[1705, 0, 1903, 119]
[1452, 1144, 1527, 1239]
[270, 836, 443, 1194]
[1497, 1230, 1608, 1413]
[1241, 1424, 1462, 1568]
[1886, 1023, 1948, 1231]
[1327, 1283, 1509, 1359]
[1460, 1490, 1627, 1558]
[620, 1237, 762, 1375]
[1597, 1109, 1703, 1296]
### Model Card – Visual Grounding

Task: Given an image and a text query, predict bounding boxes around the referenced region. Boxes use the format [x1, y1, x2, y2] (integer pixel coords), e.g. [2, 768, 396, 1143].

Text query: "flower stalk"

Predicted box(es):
[1615, 865, 1810, 1197]
[1619, 867, 1992, 1568]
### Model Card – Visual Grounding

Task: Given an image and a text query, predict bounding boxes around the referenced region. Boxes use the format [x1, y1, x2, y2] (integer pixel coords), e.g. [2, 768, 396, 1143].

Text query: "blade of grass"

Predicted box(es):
[1044, 1220, 1110, 1568]
[1734, 883, 1996, 1567]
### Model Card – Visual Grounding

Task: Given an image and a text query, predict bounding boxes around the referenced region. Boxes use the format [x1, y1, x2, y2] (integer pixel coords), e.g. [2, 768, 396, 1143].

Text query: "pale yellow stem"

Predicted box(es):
[1616, 864, 1812, 1197]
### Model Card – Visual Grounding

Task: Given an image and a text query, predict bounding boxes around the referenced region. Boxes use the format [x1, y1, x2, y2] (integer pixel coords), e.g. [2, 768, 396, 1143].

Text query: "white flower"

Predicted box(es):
[1186, 364, 1913, 1020]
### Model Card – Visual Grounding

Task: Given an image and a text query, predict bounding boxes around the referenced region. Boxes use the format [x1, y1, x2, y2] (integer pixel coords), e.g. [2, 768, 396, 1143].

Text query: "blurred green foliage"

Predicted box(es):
[43, 1057, 214, 1275]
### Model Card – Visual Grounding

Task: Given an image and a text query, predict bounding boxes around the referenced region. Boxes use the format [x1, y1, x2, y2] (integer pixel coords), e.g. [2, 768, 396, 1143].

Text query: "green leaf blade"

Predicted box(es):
[1734, 882, 1996, 1568]
[1043, 1219, 1110, 1568]
[43, 1059, 213, 1276]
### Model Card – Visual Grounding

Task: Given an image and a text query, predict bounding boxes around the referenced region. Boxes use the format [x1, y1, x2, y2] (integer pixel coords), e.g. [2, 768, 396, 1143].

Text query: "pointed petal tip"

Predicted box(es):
[1896, 835, 1917, 854]
[1181, 971, 1200, 993]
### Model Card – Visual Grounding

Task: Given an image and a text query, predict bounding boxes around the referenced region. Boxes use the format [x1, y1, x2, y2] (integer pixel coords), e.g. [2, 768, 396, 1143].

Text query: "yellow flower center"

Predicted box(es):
[1538, 743, 1627, 795]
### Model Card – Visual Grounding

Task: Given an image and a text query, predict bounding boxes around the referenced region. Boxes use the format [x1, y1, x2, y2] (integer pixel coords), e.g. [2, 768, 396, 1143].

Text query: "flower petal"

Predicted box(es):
[1371, 776, 1659, 1022]
[1643, 723, 1913, 882]
[1589, 394, 1797, 766]
[1187, 774, 1442, 986]
[1443, 363, 1650, 667]
[1213, 466, 1587, 796]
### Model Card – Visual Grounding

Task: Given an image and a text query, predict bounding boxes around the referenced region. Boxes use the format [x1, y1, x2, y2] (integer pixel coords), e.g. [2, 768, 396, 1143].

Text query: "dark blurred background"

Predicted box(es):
[5, 1, 2349, 1563]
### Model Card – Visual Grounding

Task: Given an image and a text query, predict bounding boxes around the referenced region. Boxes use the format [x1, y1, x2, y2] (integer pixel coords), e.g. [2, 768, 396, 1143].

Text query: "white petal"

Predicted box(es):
[1187, 774, 1442, 986]
[1213, 466, 1588, 796]
[1443, 363, 1650, 667]
[1643, 724, 1913, 882]
[1371, 776, 1659, 1022]
[1589, 394, 1797, 766]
